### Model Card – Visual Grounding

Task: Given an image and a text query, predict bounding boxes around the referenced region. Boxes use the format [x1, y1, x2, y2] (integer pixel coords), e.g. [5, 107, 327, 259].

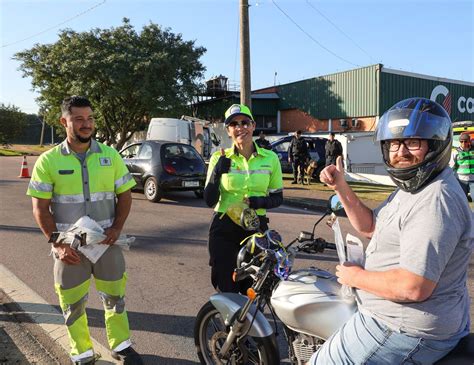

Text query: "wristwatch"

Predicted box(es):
[48, 232, 62, 248]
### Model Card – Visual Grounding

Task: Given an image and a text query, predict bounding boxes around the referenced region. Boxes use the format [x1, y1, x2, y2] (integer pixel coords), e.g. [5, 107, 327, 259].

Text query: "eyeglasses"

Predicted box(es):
[227, 119, 253, 129]
[387, 139, 422, 152]
[460, 140, 471, 144]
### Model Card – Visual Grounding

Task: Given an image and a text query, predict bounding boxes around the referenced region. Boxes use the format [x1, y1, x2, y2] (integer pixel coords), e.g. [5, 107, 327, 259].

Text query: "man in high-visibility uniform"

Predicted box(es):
[452, 132, 474, 201]
[27, 96, 143, 365]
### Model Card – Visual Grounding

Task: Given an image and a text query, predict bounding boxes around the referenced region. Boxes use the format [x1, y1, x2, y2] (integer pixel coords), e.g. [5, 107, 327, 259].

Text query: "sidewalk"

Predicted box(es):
[0, 265, 117, 365]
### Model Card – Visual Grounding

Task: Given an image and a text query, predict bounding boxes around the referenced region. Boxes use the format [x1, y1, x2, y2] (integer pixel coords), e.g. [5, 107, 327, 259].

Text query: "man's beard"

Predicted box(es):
[75, 133, 92, 143]
[390, 155, 423, 168]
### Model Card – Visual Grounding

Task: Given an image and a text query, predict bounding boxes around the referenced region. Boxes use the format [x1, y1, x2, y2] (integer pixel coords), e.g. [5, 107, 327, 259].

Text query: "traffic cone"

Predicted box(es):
[18, 156, 31, 178]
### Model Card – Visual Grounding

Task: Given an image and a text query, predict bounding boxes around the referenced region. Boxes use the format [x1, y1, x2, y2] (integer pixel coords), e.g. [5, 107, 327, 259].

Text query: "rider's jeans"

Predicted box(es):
[310, 310, 467, 365]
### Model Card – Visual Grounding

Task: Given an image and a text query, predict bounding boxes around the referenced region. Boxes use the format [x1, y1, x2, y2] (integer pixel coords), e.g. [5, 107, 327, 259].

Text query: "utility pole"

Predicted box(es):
[240, 0, 251, 108]
[39, 116, 45, 147]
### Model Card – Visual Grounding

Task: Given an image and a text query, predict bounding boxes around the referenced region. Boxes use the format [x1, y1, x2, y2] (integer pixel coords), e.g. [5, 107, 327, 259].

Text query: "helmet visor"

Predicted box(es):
[376, 107, 451, 142]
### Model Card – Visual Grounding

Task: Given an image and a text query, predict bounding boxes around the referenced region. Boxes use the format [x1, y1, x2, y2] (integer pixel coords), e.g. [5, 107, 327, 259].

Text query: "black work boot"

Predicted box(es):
[111, 346, 144, 365]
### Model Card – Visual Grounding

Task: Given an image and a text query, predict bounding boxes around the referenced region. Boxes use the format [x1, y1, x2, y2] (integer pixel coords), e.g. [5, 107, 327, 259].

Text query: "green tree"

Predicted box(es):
[0, 104, 27, 146]
[14, 18, 206, 149]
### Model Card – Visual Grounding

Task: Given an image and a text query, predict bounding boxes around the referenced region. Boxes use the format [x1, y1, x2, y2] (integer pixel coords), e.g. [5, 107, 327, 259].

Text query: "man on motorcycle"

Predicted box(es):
[315, 98, 473, 364]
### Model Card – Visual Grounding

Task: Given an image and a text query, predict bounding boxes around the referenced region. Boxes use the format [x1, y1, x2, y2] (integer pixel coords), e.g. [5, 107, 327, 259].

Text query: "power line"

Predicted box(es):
[271, 0, 360, 67]
[305, 0, 374, 62]
[2, 0, 106, 48]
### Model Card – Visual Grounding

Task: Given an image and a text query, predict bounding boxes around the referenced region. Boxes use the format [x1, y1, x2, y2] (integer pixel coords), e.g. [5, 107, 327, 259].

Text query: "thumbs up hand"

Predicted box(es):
[320, 156, 345, 190]
[214, 148, 231, 175]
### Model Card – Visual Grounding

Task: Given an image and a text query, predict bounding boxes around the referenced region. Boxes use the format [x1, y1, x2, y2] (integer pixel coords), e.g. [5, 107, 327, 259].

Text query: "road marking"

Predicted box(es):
[0, 264, 117, 364]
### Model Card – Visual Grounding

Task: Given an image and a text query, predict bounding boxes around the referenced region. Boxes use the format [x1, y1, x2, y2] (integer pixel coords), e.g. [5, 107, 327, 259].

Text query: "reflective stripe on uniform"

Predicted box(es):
[229, 169, 271, 175]
[70, 350, 94, 362]
[268, 188, 283, 193]
[52, 193, 85, 203]
[28, 180, 53, 192]
[52, 199, 115, 226]
[98, 291, 125, 313]
[56, 218, 114, 231]
[91, 192, 116, 201]
[115, 173, 133, 190]
[64, 293, 89, 326]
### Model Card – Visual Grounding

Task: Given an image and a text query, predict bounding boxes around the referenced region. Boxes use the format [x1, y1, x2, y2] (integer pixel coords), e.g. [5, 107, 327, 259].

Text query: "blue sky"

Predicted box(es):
[1, 0, 473, 114]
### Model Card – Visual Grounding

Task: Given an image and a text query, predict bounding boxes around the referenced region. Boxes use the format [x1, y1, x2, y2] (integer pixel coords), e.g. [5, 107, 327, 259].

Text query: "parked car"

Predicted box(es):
[119, 140, 206, 202]
[271, 135, 328, 179]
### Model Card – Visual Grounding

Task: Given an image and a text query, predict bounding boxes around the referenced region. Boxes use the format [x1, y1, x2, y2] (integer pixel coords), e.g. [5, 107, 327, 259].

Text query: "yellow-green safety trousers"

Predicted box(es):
[54, 245, 129, 357]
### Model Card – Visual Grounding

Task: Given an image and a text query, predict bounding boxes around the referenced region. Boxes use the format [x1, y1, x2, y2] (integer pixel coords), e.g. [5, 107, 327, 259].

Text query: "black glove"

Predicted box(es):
[204, 154, 231, 207]
[247, 191, 283, 210]
[214, 155, 231, 176]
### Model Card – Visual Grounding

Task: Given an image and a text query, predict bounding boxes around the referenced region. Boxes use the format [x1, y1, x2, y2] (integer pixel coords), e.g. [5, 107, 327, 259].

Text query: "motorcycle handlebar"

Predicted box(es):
[296, 239, 337, 254]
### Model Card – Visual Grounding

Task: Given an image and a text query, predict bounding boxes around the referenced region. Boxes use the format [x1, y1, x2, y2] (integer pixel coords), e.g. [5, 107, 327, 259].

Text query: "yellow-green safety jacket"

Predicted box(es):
[453, 147, 474, 182]
[27, 139, 136, 231]
[206, 143, 283, 216]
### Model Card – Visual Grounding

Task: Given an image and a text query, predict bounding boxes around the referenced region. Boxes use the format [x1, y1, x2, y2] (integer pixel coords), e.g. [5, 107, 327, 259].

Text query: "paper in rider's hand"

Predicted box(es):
[346, 233, 365, 267]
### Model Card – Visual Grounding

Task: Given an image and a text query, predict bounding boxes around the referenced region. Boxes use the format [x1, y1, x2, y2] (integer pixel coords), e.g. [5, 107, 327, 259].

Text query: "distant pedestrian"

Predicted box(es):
[325, 132, 343, 166]
[288, 130, 309, 184]
[451, 132, 473, 200]
[255, 131, 271, 150]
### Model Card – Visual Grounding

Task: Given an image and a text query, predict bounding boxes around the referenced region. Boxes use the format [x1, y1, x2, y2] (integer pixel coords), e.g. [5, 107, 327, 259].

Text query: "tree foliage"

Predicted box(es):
[14, 18, 206, 149]
[0, 104, 27, 145]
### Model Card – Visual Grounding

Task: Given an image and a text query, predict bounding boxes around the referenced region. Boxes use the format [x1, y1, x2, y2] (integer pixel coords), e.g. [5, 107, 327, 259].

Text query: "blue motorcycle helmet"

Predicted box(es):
[375, 97, 452, 193]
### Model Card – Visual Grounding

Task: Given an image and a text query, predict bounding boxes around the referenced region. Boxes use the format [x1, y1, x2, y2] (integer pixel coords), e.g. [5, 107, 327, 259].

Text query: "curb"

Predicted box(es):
[0, 264, 118, 364]
[283, 197, 328, 213]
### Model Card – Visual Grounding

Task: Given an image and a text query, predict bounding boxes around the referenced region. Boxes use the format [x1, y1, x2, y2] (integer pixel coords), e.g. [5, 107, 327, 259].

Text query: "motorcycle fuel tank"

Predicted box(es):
[271, 267, 357, 340]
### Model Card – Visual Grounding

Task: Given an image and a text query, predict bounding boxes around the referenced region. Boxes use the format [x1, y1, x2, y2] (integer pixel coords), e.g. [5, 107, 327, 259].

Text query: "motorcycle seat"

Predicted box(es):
[434, 333, 474, 364]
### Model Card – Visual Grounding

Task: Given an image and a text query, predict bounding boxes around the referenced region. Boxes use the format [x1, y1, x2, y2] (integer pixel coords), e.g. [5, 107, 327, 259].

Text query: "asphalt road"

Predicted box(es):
[1, 156, 365, 364]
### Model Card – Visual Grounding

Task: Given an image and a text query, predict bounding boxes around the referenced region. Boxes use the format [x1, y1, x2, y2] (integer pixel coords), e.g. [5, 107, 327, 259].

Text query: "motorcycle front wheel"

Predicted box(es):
[194, 301, 279, 365]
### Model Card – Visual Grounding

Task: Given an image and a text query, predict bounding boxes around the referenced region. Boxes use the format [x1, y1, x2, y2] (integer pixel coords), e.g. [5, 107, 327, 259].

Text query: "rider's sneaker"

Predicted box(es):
[73, 352, 101, 365]
[111, 346, 144, 365]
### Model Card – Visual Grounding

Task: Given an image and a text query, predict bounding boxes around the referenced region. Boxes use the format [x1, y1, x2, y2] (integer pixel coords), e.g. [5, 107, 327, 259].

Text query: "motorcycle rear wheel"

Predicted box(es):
[194, 301, 279, 365]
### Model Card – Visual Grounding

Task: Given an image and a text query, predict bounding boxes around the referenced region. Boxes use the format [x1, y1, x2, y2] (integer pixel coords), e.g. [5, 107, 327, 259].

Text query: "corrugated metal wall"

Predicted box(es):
[380, 70, 474, 121]
[277, 65, 379, 119]
[193, 65, 474, 124]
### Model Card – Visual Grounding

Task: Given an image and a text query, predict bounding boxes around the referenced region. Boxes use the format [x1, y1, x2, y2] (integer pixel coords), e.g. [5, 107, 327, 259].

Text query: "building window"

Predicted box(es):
[255, 115, 277, 131]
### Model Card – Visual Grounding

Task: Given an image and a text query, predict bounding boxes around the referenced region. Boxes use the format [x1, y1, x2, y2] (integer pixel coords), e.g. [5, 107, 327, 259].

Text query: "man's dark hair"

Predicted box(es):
[61, 96, 92, 115]
[296, 130, 302, 135]
[329, 132, 335, 137]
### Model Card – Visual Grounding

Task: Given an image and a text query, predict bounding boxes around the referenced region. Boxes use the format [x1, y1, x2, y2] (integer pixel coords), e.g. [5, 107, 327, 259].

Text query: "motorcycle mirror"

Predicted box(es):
[298, 231, 313, 242]
[328, 194, 347, 217]
[240, 207, 261, 231]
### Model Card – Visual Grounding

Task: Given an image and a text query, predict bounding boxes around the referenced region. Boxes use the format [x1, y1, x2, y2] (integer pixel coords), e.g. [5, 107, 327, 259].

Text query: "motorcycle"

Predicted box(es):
[194, 195, 474, 365]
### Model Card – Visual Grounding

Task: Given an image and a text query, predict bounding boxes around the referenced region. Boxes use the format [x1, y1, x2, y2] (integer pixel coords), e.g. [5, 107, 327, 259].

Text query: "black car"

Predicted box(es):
[271, 135, 328, 178]
[119, 140, 206, 202]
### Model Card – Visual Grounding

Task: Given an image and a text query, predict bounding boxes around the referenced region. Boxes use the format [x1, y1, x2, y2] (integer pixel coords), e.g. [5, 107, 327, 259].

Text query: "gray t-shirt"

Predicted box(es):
[357, 168, 473, 340]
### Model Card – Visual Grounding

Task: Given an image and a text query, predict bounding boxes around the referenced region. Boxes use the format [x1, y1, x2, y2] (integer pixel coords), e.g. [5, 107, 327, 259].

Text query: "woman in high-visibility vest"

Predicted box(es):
[204, 104, 283, 293]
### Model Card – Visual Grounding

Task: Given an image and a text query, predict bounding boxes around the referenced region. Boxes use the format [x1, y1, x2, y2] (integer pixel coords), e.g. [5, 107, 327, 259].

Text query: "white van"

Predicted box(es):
[146, 116, 225, 161]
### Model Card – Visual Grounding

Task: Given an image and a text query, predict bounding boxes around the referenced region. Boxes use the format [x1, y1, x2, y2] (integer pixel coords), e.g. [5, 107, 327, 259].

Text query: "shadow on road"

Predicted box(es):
[140, 355, 199, 364]
[2, 302, 197, 338]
